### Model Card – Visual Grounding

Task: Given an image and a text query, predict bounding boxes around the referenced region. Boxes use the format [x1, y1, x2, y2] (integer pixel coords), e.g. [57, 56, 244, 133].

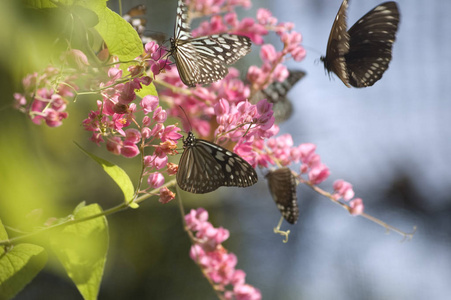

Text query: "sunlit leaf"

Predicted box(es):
[75, 143, 135, 204]
[50, 204, 108, 300]
[0, 219, 47, 300]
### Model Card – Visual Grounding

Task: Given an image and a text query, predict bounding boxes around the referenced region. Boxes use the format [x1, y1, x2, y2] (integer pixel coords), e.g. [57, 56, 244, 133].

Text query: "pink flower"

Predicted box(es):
[124, 128, 141, 144]
[159, 187, 175, 204]
[234, 284, 262, 300]
[185, 208, 209, 231]
[167, 163, 178, 175]
[140, 95, 159, 113]
[333, 180, 355, 201]
[308, 163, 330, 184]
[121, 142, 140, 157]
[106, 137, 123, 155]
[152, 107, 167, 123]
[349, 198, 364, 216]
[148, 172, 165, 188]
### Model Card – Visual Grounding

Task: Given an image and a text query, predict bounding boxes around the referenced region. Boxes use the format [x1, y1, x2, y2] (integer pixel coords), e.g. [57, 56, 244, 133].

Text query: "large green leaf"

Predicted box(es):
[50, 204, 109, 300]
[76, 143, 135, 204]
[0, 219, 47, 300]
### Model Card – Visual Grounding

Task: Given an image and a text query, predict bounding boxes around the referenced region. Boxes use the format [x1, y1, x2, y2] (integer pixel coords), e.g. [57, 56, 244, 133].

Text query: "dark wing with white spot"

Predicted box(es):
[345, 1, 400, 87]
[177, 132, 258, 194]
[257, 70, 305, 123]
[261, 70, 306, 104]
[321, 0, 350, 87]
[266, 168, 299, 224]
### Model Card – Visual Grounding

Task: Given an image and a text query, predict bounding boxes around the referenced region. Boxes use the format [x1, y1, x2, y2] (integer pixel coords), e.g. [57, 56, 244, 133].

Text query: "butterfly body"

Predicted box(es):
[266, 168, 299, 224]
[321, 0, 400, 88]
[170, 0, 252, 87]
[177, 132, 258, 194]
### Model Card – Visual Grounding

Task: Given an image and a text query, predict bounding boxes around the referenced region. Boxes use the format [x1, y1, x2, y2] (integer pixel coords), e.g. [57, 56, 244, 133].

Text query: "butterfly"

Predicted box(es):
[169, 0, 252, 87]
[265, 168, 299, 224]
[123, 5, 167, 45]
[251, 70, 306, 123]
[176, 131, 258, 194]
[320, 0, 400, 88]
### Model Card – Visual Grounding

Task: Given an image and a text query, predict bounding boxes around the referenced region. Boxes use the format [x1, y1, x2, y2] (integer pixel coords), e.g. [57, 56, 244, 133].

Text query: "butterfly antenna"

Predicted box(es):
[178, 105, 192, 132]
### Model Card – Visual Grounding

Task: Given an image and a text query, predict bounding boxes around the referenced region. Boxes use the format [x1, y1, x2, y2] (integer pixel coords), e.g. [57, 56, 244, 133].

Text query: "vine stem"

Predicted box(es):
[0, 179, 178, 247]
[300, 178, 416, 240]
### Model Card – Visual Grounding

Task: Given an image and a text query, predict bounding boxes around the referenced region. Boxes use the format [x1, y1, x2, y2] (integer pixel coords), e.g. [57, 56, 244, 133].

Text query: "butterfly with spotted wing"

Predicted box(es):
[169, 0, 252, 87]
[251, 70, 306, 123]
[176, 131, 258, 194]
[321, 0, 400, 87]
[265, 168, 299, 224]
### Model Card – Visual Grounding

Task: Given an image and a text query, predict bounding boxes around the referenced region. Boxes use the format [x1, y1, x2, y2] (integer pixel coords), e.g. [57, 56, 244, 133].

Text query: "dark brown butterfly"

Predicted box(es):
[123, 5, 167, 45]
[321, 0, 400, 87]
[176, 131, 258, 194]
[251, 70, 306, 123]
[265, 168, 299, 224]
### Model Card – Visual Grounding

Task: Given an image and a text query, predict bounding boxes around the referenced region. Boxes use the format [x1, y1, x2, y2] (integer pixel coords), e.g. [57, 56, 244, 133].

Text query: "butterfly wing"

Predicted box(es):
[172, 0, 251, 87]
[257, 70, 306, 123]
[321, 0, 350, 87]
[345, 1, 400, 87]
[177, 133, 258, 194]
[266, 168, 299, 224]
[177, 140, 226, 193]
[188, 34, 252, 85]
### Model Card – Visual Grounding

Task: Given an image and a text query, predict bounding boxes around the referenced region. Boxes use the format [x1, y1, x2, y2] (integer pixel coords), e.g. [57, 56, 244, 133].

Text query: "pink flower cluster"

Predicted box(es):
[333, 180, 364, 215]
[185, 208, 261, 300]
[187, 0, 251, 17]
[144, 41, 172, 78]
[13, 66, 74, 127]
[214, 98, 275, 142]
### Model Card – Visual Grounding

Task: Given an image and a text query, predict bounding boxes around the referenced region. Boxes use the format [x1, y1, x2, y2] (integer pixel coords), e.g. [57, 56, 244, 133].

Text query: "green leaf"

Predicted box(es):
[75, 143, 135, 204]
[137, 81, 158, 99]
[0, 219, 47, 300]
[95, 7, 143, 61]
[50, 204, 109, 300]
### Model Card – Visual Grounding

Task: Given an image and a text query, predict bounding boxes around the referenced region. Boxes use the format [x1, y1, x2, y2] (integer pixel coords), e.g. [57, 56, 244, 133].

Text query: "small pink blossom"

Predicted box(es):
[121, 142, 140, 158]
[349, 198, 364, 216]
[308, 163, 330, 184]
[140, 95, 159, 113]
[148, 172, 165, 188]
[124, 128, 141, 144]
[159, 187, 175, 204]
[333, 180, 355, 201]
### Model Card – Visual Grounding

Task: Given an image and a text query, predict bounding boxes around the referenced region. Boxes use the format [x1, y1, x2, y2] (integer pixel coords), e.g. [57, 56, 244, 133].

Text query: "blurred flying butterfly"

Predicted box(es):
[251, 70, 306, 123]
[123, 5, 167, 45]
[265, 168, 299, 224]
[177, 131, 258, 194]
[169, 0, 252, 87]
[320, 0, 400, 87]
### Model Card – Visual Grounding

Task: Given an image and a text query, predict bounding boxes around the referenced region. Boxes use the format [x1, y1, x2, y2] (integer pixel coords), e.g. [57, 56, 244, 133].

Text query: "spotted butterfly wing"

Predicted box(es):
[177, 131, 258, 194]
[321, 0, 400, 87]
[265, 168, 299, 224]
[170, 0, 252, 87]
[251, 70, 306, 123]
[321, 0, 350, 86]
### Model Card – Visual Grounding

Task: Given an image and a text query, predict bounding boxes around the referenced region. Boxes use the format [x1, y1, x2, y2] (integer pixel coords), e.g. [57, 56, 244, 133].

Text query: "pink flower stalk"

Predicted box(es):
[185, 208, 261, 299]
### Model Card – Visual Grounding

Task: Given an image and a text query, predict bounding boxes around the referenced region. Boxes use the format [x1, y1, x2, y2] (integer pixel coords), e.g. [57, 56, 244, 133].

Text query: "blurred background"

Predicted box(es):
[1, 0, 450, 299]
